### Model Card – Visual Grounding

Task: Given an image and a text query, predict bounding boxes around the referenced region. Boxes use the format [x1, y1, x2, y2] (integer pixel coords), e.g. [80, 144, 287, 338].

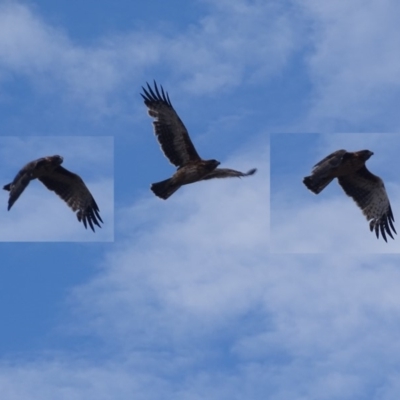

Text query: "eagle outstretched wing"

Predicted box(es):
[202, 168, 257, 180]
[38, 166, 103, 232]
[141, 81, 201, 167]
[338, 166, 396, 242]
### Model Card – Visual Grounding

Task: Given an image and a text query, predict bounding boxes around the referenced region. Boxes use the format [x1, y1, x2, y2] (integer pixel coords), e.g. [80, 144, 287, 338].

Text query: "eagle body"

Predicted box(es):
[303, 150, 372, 194]
[5, 156, 63, 188]
[4, 155, 103, 232]
[141, 81, 257, 200]
[303, 149, 396, 242]
[151, 159, 220, 199]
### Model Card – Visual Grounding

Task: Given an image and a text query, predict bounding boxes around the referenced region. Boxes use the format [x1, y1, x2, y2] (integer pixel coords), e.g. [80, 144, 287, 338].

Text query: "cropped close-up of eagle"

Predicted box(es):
[303, 149, 396, 242]
[3, 155, 103, 232]
[141, 81, 257, 199]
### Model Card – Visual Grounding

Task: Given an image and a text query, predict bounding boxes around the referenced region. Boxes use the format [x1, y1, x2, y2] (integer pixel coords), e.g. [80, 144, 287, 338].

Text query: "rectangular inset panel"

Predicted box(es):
[0, 136, 114, 242]
[270, 133, 399, 253]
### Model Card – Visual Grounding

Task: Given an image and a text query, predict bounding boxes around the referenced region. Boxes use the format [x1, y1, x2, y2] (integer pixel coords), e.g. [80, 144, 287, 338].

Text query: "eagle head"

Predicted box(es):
[358, 150, 374, 161]
[48, 155, 64, 166]
[207, 159, 221, 170]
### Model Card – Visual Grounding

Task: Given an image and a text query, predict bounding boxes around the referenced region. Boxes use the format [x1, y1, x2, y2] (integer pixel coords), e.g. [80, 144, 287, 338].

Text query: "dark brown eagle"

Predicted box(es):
[303, 149, 396, 242]
[141, 81, 257, 199]
[3, 155, 103, 232]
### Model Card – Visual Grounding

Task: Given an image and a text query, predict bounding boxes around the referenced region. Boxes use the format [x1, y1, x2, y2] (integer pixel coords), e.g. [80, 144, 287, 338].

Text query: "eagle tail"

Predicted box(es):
[151, 179, 180, 200]
[3, 183, 11, 191]
[303, 175, 334, 194]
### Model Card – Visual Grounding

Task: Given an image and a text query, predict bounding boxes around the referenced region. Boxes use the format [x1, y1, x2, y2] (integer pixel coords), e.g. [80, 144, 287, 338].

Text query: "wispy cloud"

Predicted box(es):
[3, 252, 400, 398]
[0, 1, 301, 114]
[163, 0, 302, 93]
[1, 0, 400, 132]
[301, 0, 400, 131]
[70, 146, 268, 336]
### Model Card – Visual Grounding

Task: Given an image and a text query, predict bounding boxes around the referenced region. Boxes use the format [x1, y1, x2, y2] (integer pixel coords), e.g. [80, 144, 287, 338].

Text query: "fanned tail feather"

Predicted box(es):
[303, 175, 334, 194]
[151, 179, 180, 200]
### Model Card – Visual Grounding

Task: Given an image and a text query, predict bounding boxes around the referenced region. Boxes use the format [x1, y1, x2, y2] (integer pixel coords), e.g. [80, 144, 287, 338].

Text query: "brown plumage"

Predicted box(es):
[303, 149, 396, 242]
[141, 81, 257, 199]
[3, 155, 103, 232]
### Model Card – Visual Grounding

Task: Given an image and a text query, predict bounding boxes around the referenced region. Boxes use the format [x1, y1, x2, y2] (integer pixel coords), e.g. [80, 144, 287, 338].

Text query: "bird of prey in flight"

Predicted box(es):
[141, 81, 257, 199]
[4, 155, 103, 232]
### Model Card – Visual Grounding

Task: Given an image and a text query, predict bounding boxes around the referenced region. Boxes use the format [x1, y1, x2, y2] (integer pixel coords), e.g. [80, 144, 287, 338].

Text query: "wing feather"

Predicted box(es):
[38, 166, 103, 232]
[202, 168, 257, 180]
[338, 166, 396, 242]
[141, 81, 201, 167]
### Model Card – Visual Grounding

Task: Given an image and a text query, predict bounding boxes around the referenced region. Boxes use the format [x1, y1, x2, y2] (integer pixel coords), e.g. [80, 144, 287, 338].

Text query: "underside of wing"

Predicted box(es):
[338, 166, 396, 242]
[141, 81, 201, 167]
[38, 166, 103, 232]
[201, 168, 257, 180]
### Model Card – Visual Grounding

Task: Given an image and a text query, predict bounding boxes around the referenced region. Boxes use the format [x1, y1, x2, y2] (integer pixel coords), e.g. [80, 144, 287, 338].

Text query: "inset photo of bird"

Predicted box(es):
[0, 137, 113, 242]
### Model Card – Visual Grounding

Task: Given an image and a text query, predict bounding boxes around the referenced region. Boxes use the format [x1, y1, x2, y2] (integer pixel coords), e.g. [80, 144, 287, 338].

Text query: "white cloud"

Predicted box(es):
[272, 194, 400, 252]
[3, 255, 400, 399]
[0, 360, 172, 400]
[165, 0, 301, 94]
[70, 147, 269, 342]
[300, 0, 400, 130]
[1, 0, 400, 132]
[0, 3, 159, 112]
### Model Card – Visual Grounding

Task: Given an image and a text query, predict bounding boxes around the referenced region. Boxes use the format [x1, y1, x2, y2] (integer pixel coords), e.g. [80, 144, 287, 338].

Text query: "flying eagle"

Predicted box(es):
[141, 81, 257, 199]
[3, 155, 103, 232]
[303, 149, 396, 242]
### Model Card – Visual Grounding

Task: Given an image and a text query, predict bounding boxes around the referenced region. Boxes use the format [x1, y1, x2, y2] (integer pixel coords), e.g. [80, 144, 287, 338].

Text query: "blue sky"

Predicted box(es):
[1, 0, 400, 399]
